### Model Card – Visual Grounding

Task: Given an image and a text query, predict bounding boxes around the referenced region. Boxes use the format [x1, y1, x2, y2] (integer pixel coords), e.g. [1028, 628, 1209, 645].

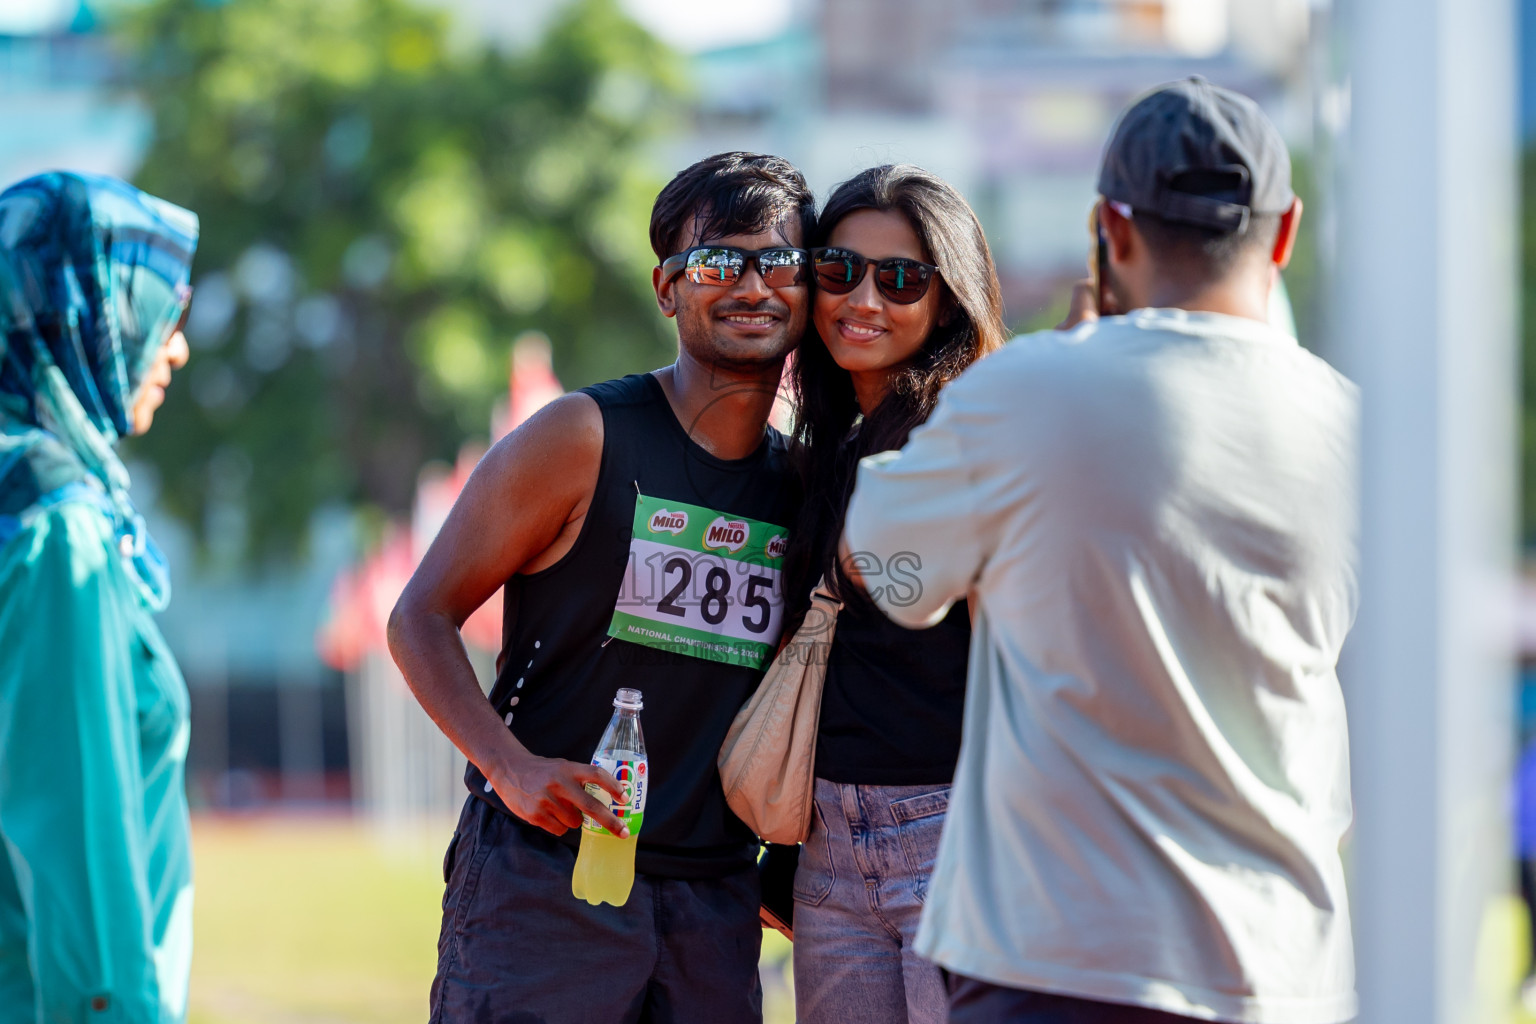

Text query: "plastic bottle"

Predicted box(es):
[571, 687, 648, 907]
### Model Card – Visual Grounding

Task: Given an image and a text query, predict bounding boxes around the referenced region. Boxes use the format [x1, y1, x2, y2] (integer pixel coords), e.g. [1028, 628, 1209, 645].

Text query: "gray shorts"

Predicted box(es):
[430, 795, 763, 1024]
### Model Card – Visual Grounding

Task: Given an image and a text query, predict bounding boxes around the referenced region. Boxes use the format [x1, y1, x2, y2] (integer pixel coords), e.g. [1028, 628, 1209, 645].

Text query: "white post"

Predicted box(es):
[1341, 0, 1517, 1021]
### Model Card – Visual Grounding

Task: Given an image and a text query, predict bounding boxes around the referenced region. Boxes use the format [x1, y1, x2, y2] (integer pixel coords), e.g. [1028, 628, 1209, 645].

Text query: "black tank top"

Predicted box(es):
[466, 372, 796, 878]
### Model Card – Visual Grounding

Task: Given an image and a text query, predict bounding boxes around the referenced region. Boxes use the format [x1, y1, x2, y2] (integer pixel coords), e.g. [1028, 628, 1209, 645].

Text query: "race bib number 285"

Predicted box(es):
[607, 492, 789, 669]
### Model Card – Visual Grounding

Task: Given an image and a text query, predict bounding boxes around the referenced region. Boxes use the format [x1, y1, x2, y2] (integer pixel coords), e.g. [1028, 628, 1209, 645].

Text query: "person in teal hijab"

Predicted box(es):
[0, 172, 198, 1023]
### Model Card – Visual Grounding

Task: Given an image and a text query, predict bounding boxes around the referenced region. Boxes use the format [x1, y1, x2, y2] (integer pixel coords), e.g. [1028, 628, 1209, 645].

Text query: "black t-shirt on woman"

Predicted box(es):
[813, 595, 971, 786]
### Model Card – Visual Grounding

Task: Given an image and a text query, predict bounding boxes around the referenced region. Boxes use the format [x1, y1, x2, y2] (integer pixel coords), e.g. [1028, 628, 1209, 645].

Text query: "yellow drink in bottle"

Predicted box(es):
[571, 828, 640, 906]
[572, 689, 647, 907]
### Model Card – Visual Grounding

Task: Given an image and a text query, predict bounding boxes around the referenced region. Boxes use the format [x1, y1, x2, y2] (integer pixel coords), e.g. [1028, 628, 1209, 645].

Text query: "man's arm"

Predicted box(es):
[387, 393, 625, 837]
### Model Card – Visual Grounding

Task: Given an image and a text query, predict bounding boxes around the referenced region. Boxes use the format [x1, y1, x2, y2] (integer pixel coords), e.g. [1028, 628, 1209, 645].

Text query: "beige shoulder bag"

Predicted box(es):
[717, 580, 842, 844]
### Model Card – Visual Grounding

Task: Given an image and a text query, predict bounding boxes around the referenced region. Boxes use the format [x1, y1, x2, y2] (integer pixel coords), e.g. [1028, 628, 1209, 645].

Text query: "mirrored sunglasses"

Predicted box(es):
[660, 245, 810, 289]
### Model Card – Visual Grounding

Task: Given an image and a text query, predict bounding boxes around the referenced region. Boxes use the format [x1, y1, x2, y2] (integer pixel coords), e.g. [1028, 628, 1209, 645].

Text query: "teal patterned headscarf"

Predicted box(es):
[0, 172, 198, 610]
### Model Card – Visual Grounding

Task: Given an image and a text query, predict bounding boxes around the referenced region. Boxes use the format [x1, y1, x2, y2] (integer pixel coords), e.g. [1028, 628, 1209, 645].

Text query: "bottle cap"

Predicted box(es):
[613, 688, 643, 710]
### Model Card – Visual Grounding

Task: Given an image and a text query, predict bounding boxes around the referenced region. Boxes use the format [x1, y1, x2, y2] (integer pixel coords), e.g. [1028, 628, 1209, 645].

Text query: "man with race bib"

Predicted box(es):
[389, 152, 814, 1023]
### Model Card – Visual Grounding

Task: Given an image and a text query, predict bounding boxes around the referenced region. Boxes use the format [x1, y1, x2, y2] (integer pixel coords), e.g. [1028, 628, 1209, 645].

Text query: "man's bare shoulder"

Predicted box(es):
[456, 392, 605, 539]
[482, 392, 603, 475]
[453, 392, 604, 574]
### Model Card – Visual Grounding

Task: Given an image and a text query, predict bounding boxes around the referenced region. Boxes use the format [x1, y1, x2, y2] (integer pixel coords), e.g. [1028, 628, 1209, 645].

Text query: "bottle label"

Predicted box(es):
[582, 752, 647, 835]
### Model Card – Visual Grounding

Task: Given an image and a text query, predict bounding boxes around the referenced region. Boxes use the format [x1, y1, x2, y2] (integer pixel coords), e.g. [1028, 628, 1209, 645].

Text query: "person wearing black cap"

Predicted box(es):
[837, 78, 1359, 1023]
[1079, 74, 1304, 326]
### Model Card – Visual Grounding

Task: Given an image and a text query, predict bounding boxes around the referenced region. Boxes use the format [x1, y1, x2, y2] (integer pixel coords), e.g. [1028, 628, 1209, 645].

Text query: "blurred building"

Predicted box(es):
[660, 0, 1315, 321]
[1526, 0, 1536, 139]
[0, 3, 145, 185]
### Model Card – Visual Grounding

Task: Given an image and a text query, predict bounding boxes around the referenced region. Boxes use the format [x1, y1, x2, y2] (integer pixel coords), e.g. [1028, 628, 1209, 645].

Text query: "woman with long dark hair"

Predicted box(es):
[784, 164, 1006, 1024]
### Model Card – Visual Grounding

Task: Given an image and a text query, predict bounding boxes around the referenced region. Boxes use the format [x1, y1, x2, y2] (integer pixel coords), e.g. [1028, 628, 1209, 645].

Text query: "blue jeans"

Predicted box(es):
[792, 778, 951, 1024]
[431, 795, 763, 1024]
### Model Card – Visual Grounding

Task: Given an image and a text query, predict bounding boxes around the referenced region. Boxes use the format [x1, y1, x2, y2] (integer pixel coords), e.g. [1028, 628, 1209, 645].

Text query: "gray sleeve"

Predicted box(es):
[842, 382, 999, 628]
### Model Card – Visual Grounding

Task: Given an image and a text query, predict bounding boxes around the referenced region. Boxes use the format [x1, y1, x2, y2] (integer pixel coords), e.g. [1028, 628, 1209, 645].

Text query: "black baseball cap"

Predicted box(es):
[1097, 77, 1293, 233]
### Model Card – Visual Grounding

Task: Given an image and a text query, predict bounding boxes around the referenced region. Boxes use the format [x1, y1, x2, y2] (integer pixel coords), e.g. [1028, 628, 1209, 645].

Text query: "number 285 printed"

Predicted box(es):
[638, 552, 777, 635]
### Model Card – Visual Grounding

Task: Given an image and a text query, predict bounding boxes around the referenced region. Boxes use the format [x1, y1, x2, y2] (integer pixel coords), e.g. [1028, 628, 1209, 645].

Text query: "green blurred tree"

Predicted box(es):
[115, 0, 683, 561]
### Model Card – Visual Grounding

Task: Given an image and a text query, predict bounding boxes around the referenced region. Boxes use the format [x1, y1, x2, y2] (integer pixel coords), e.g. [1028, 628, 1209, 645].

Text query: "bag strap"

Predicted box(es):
[810, 576, 843, 609]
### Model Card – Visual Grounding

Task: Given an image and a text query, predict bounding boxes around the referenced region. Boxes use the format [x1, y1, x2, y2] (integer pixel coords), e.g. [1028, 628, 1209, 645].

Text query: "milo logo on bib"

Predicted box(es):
[608, 493, 789, 669]
[704, 517, 749, 553]
[648, 509, 688, 535]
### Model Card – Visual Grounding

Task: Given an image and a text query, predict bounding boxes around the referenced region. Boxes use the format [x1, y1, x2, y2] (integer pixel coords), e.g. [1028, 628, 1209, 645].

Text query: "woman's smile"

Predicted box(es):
[835, 317, 886, 343]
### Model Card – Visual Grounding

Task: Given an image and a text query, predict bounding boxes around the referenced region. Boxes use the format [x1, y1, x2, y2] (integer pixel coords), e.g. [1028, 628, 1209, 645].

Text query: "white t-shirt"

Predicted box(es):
[843, 309, 1358, 1024]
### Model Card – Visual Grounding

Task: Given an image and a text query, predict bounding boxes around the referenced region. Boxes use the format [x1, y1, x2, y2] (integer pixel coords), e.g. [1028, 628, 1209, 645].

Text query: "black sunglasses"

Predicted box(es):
[660, 245, 811, 289]
[811, 247, 939, 304]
